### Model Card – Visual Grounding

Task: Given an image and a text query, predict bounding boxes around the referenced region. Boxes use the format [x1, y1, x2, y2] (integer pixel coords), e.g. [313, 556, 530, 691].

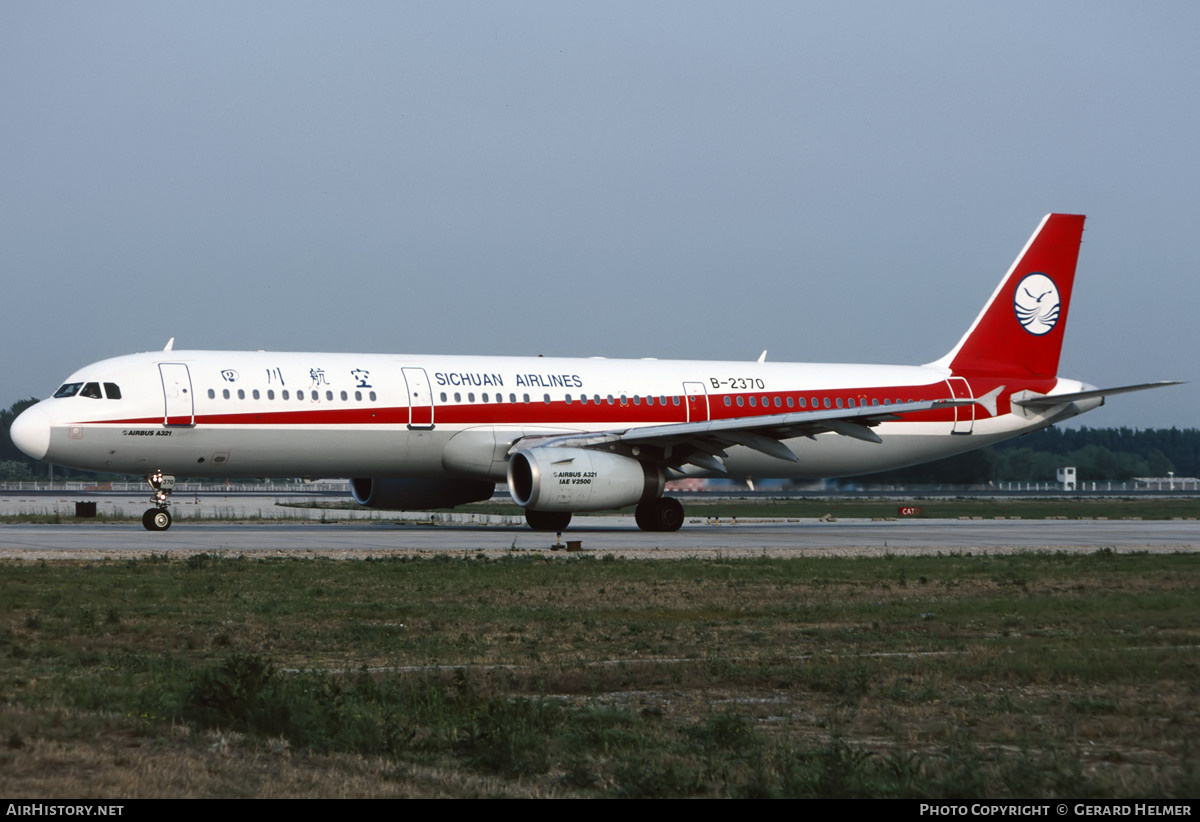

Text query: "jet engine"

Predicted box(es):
[350, 477, 494, 510]
[507, 447, 663, 512]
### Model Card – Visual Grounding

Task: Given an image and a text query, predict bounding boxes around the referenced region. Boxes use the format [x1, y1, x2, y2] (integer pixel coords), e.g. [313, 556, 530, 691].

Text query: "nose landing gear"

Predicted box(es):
[142, 471, 175, 531]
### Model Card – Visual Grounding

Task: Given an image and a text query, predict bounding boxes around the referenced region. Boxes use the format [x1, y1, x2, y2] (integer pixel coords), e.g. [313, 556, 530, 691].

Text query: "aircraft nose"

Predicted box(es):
[10, 404, 51, 461]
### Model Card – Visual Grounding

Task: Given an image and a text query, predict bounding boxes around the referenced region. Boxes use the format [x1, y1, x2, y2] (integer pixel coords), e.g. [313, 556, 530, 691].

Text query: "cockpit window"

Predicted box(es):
[103, 383, 122, 399]
[80, 382, 103, 399]
[54, 383, 83, 398]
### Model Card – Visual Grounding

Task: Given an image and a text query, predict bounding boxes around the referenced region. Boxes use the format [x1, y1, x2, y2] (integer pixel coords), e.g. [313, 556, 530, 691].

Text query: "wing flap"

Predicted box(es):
[510, 397, 970, 473]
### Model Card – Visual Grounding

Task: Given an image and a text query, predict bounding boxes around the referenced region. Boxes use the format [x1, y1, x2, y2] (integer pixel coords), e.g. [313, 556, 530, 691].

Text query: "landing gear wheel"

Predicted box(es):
[143, 508, 172, 531]
[525, 509, 572, 531]
[635, 497, 684, 532]
[143, 470, 176, 532]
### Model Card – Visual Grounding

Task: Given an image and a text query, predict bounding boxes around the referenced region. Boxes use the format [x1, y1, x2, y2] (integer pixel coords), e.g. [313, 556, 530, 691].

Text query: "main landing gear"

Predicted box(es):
[142, 470, 175, 531]
[635, 497, 685, 532]
[523, 498, 685, 533]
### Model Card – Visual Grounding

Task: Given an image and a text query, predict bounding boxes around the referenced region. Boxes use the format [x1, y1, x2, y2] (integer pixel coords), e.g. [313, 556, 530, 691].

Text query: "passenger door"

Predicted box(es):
[159, 363, 194, 426]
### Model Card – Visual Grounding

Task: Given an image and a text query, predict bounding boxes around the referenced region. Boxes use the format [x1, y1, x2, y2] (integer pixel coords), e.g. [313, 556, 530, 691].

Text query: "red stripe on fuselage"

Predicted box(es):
[70, 378, 1042, 429]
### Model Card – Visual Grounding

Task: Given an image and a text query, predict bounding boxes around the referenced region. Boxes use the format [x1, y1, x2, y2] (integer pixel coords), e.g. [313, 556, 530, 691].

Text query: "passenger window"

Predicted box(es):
[54, 383, 82, 398]
[355, 391, 362, 401]
[369, 391, 377, 401]
[81, 382, 102, 399]
[469, 392, 476, 403]
[223, 389, 231, 400]
[724, 396, 731, 406]
[749, 397, 756, 407]
[207, 389, 216, 399]
[544, 394, 551, 404]
[341, 391, 348, 401]
[282, 390, 290, 400]
[268, 390, 275, 400]
[253, 389, 261, 400]
[787, 397, 794, 408]
[326, 390, 334, 401]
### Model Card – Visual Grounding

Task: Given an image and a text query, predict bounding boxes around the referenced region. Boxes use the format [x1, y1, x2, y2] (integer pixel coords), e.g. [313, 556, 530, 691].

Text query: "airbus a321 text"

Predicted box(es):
[10, 214, 1180, 532]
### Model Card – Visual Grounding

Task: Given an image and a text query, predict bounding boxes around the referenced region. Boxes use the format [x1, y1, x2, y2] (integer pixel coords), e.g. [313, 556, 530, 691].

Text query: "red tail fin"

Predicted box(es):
[932, 213, 1086, 378]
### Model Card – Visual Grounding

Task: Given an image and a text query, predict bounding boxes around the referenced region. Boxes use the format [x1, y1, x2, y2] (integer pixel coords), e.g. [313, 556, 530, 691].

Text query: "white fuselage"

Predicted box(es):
[13, 348, 1093, 483]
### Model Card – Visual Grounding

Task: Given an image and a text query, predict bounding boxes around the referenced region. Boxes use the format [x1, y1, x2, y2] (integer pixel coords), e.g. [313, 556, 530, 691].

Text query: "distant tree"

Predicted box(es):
[850, 448, 997, 486]
[850, 426, 1199, 485]
[0, 460, 30, 480]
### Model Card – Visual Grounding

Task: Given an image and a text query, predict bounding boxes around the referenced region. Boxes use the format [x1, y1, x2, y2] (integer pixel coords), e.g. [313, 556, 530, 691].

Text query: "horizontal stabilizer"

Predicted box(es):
[1012, 380, 1183, 408]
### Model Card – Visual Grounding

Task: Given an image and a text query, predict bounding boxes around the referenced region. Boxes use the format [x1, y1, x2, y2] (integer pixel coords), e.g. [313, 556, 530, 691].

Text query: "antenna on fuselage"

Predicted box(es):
[163, 338, 175, 351]
[757, 350, 767, 363]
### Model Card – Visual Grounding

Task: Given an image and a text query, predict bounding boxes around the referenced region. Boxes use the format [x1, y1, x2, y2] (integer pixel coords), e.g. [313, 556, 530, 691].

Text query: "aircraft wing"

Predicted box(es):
[1012, 380, 1183, 409]
[510, 398, 970, 474]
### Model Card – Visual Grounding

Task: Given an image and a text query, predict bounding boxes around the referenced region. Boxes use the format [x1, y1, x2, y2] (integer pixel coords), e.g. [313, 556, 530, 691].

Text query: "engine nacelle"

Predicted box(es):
[350, 477, 494, 510]
[507, 447, 663, 512]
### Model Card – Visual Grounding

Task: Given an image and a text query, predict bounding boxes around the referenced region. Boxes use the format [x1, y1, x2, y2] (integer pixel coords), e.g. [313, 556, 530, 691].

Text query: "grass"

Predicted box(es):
[0, 551, 1197, 797]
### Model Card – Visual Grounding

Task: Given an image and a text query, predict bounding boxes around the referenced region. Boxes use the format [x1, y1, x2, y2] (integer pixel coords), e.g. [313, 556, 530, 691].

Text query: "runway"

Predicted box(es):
[2, 516, 1197, 559]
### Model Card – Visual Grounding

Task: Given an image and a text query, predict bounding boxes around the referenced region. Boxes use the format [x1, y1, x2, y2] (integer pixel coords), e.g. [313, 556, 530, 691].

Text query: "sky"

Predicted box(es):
[2, 1, 1196, 429]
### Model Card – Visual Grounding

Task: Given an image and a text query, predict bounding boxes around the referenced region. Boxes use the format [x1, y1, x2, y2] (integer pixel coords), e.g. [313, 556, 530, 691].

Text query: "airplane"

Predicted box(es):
[9, 213, 1180, 533]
